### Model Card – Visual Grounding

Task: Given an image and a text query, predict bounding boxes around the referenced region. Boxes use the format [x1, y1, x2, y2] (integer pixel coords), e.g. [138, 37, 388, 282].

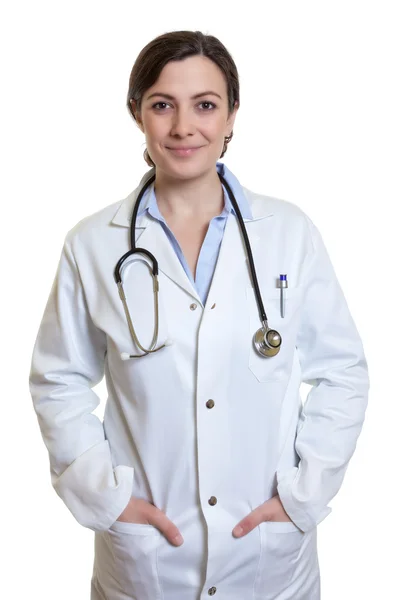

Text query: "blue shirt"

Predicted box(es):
[137, 162, 252, 306]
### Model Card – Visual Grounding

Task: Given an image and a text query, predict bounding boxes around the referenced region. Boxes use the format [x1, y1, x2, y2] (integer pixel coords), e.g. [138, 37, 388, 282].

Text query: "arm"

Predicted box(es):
[28, 233, 133, 532]
[276, 216, 370, 533]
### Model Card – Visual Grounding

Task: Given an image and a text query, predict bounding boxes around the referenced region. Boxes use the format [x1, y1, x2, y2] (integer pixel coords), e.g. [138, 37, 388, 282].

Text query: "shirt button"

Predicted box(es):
[190, 303, 198, 310]
[208, 587, 217, 595]
[206, 399, 215, 409]
[208, 496, 217, 506]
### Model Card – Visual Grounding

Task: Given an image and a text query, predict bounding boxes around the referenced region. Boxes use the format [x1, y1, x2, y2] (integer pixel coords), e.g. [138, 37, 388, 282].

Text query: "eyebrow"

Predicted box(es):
[145, 91, 222, 101]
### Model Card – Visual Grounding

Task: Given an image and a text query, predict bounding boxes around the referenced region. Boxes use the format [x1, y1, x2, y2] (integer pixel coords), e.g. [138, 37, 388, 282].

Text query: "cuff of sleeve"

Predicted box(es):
[53, 440, 134, 532]
[276, 466, 332, 533]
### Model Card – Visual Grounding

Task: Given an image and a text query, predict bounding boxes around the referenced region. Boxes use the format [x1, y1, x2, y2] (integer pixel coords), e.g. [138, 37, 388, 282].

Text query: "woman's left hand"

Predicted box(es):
[232, 494, 293, 537]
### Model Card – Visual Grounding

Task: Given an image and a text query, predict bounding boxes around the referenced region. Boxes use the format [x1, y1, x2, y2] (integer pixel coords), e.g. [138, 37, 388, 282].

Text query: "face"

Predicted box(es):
[131, 55, 238, 179]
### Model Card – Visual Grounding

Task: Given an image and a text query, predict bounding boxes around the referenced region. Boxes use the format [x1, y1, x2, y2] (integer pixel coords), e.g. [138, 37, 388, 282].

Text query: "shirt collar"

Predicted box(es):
[137, 161, 253, 222]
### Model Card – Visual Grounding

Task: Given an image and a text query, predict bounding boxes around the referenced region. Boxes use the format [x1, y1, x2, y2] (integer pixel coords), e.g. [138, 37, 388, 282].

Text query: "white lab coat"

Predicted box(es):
[29, 166, 369, 600]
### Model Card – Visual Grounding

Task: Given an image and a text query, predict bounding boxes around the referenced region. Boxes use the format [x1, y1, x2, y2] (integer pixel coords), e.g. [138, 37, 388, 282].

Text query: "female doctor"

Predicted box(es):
[29, 30, 369, 600]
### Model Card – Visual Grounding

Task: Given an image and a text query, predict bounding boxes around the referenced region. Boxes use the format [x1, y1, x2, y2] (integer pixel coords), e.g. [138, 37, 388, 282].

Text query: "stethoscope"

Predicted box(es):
[114, 172, 282, 360]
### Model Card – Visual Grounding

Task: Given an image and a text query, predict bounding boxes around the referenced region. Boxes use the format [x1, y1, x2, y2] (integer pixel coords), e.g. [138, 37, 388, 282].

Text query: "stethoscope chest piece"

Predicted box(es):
[253, 325, 282, 357]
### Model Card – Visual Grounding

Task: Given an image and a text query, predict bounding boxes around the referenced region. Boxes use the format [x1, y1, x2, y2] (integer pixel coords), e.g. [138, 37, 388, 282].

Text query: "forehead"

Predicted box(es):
[147, 56, 226, 95]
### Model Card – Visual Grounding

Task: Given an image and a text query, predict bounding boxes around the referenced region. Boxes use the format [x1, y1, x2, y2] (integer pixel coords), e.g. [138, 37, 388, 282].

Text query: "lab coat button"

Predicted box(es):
[206, 399, 215, 408]
[208, 496, 217, 506]
[208, 587, 217, 595]
[190, 303, 198, 310]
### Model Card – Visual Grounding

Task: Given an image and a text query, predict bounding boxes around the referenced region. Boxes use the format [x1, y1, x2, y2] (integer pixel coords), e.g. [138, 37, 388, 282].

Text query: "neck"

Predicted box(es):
[154, 165, 224, 221]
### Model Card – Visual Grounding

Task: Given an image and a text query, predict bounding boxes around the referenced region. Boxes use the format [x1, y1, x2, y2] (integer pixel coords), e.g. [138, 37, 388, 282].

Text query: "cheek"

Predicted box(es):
[145, 126, 163, 142]
[143, 117, 167, 140]
[200, 124, 225, 143]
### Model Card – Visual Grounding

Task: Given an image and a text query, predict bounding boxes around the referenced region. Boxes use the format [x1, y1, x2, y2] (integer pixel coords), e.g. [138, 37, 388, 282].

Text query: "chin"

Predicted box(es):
[154, 152, 216, 176]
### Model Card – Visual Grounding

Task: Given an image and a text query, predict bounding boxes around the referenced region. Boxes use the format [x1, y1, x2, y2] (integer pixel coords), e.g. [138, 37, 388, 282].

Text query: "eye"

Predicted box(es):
[152, 102, 170, 111]
[151, 101, 217, 111]
[199, 101, 216, 110]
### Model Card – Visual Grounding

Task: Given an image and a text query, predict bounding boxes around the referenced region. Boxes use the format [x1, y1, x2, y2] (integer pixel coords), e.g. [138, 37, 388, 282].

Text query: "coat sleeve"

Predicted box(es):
[28, 233, 134, 532]
[276, 215, 370, 533]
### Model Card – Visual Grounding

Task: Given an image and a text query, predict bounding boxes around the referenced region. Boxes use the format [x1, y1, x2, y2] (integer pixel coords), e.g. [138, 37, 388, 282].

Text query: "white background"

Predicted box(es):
[2, 1, 401, 598]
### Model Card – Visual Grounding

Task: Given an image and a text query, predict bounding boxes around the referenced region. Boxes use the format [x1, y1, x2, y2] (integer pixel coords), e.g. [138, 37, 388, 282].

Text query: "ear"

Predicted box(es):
[130, 99, 145, 133]
[225, 101, 239, 137]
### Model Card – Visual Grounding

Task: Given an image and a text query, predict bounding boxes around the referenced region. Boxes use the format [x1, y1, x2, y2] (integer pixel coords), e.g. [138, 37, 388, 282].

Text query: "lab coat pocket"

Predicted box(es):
[247, 286, 303, 382]
[254, 520, 307, 599]
[105, 521, 163, 600]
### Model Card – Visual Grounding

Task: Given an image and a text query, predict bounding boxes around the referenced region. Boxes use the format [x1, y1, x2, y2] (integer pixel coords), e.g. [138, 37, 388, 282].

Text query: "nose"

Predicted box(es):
[169, 107, 196, 138]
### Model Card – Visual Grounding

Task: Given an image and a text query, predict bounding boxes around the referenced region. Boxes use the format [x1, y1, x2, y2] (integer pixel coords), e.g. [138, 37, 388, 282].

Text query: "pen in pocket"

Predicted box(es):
[278, 274, 288, 318]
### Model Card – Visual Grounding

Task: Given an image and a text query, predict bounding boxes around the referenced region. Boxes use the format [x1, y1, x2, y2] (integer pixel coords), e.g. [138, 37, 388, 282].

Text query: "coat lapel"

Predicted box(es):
[201, 214, 261, 308]
[110, 170, 275, 304]
[132, 213, 203, 303]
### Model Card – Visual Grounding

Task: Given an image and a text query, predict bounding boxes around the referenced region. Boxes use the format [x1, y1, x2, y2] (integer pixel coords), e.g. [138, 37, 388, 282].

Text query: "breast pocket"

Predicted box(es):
[246, 286, 303, 382]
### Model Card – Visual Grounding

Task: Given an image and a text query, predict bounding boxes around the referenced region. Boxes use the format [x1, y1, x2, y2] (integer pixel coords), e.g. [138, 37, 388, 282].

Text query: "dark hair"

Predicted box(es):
[126, 30, 240, 167]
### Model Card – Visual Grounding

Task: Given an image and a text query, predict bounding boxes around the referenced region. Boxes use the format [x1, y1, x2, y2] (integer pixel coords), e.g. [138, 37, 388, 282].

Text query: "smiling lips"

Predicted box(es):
[167, 146, 203, 157]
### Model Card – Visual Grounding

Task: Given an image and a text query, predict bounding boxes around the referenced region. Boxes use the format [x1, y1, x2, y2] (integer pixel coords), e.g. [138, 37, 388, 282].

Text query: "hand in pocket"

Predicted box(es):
[233, 494, 293, 538]
[117, 497, 184, 546]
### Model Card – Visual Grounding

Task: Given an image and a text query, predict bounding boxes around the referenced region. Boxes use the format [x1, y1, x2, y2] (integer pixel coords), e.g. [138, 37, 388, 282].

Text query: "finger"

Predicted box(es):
[147, 504, 184, 546]
[118, 497, 152, 524]
[269, 495, 292, 521]
[233, 504, 270, 538]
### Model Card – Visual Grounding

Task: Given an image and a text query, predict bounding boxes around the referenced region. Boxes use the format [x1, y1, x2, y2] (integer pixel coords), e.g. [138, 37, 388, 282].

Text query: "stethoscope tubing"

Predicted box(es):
[114, 170, 282, 359]
[217, 173, 267, 324]
[117, 172, 268, 324]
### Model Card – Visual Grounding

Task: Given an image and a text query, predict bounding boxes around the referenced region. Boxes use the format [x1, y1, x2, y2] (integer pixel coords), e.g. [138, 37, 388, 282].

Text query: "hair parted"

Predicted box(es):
[126, 30, 240, 167]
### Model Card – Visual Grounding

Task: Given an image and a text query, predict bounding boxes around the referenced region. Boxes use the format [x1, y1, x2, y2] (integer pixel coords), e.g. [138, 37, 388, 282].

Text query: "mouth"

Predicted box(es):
[166, 146, 203, 157]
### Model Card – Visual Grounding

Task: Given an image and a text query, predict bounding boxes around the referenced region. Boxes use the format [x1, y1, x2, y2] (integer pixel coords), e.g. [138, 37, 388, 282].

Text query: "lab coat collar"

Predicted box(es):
[110, 162, 274, 228]
[109, 163, 273, 304]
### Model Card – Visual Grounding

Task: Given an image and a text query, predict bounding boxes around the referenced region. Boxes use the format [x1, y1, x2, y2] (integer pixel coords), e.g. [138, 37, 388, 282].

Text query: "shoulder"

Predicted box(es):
[241, 186, 321, 260]
[243, 185, 315, 231]
[243, 185, 307, 218]
[63, 195, 127, 252]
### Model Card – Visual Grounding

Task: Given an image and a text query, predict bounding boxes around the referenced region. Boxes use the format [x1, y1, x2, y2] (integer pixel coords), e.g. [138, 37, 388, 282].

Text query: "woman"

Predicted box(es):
[29, 30, 369, 600]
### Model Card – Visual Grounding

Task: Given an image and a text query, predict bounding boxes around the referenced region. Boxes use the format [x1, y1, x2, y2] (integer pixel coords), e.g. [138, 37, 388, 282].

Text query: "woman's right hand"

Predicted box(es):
[116, 497, 184, 546]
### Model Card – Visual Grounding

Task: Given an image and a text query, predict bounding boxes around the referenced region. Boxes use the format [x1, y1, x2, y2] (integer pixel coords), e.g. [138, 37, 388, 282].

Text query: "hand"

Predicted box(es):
[232, 494, 292, 538]
[117, 497, 184, 546]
